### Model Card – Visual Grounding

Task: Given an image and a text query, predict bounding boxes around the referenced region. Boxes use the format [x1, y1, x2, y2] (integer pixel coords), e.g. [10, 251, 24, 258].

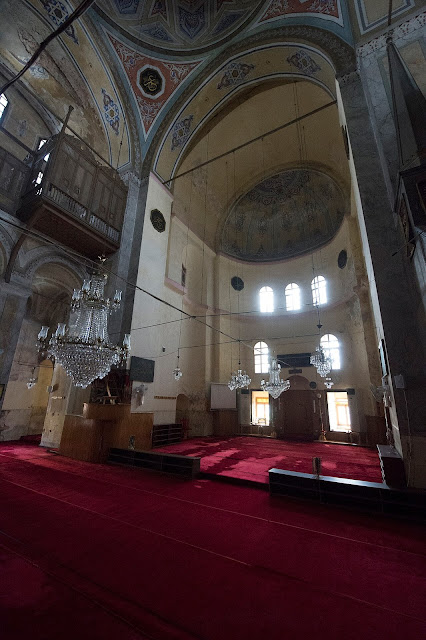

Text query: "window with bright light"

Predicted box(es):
[34, 143, 51, 185]
[320, 333, 341, 370]
[254, 341, 269, 373]
[285, 283, 301, 311]
[255, 397, 269, 425]
[259, 286, 274, 312]
[312, 275, 327, 306]
[0, 94, 8, 121]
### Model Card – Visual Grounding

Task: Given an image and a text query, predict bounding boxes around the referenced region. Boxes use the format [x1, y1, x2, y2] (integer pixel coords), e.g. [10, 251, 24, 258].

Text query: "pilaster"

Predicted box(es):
[338, 70, 426, 487]
[0, 281, 31, 412]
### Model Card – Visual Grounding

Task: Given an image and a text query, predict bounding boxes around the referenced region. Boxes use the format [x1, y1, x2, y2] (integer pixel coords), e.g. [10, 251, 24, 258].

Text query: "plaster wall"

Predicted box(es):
[0, 89, 52, 160]
[171, 80, 350, 250]
[130, 174, 183, 426]
[130, 179, 218, 433]
[211, 219, 378, 433]
[0, 317, 51, 440]
[0, 0, 131, 166]
[161, 201, 381, 439]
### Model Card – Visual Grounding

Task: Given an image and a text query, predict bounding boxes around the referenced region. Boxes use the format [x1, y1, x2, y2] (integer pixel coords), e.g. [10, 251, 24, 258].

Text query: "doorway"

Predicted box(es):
[326, 391, 351, 433]
[272, 390, 316, 441]
[251, 390, 270, 426]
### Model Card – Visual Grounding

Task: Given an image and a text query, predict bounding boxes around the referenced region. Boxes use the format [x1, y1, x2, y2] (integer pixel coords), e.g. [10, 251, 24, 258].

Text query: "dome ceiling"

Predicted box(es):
[97, 0, 264, 53]
[95, 1, 346, 55]
[220, 169, 346, 262]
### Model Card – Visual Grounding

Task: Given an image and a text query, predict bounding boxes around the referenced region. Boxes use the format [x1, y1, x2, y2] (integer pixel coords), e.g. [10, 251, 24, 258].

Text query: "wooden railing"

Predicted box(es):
[16, 133, 127, 255]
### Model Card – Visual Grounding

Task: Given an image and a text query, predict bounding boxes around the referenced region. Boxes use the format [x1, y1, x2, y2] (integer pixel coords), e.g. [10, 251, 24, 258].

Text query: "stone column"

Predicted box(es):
[338, 71, 426, 487]
[107, 171, 149, 341]
[40, 364, 72, 449]
[0, 281, 31, 414]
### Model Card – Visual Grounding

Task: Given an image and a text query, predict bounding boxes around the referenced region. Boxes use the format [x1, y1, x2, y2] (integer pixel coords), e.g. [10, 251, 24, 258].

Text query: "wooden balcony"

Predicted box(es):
[17, 134, 127, 258]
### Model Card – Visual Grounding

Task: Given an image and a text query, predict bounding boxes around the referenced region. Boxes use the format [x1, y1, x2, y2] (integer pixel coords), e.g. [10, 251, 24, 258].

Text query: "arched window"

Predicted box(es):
[254, 342, 269, 373]
[259, 286, 274, 312]
[320, 334, 341, 370]
[311, 275, 327, 306]
[0, 94, 8, 121]
[285, 283, 301, 311]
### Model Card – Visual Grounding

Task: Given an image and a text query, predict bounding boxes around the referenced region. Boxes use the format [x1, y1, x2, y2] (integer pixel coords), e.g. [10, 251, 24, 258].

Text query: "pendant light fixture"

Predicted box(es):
[261, 357, 290, 399]
[37, 260, 130, 388]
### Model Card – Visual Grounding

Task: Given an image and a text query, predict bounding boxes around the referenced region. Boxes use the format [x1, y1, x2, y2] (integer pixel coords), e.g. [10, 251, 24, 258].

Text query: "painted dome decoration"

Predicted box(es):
[220, 169, 346, 262]
[103, 0, 264, 52]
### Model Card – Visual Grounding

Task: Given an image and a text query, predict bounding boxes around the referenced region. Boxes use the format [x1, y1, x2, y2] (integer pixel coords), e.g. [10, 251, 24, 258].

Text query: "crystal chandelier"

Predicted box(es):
[324, 377, 334, 390]
[261, 358, 290, 399]
[173, 366, 183, 381]
[228, 337, 251, 390]
[37, 270, 130, 388]
[228, 368, 251, 390]
[173, 351, 183, 381]
[310, 345, 332, 378]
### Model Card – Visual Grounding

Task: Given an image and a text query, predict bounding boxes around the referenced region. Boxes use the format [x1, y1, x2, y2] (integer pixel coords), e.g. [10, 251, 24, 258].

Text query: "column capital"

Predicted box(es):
[337, 70, 361, 88]
[120, 170, 141, 188]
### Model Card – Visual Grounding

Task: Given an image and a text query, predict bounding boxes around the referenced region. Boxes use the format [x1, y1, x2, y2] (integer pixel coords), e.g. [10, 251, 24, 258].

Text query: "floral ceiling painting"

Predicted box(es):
[220, 169, 346, 261]
[108, 33, 201, 138]
[258, 0, 342, 25]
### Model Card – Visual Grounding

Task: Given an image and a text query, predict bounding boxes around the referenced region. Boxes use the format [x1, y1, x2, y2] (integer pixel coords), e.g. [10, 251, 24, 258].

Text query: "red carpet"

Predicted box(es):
[0, 442, 425, 640]
[155, 436, 383, 484]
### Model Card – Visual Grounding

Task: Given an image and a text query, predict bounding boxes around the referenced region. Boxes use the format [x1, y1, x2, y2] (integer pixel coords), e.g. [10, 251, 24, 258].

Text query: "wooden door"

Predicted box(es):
[272, 390, 315, 441]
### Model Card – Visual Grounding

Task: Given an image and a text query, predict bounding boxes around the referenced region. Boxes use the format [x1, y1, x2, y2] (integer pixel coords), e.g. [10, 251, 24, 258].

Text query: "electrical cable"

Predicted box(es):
[0, 0, 97, 96]
[164, 101, 337, 186]
[10, 331, 334, 371]
[0, 211, 329, 327]
[0, 212, 245, 348]
[2, 206, 371, 370]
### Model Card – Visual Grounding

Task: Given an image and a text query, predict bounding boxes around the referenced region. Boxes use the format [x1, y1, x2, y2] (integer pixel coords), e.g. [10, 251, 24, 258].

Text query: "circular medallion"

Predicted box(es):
[309, 381, 317, 389]
[231, 276, 244, 291]
[338, 249, 348, 269]
[139, 67, 164, 97]
[150, 209, 166, 232]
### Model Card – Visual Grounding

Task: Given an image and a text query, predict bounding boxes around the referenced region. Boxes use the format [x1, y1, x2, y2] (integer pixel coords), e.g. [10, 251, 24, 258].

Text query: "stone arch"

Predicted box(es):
[17, 248, 87, 287]
[29, 261, 83, 327]
[146, 28, 355, 179]
[0, 223, 19, 279]
[0, 257, 84, 440]
[169, 71, 351, 259]
[154, 42, 340, 182]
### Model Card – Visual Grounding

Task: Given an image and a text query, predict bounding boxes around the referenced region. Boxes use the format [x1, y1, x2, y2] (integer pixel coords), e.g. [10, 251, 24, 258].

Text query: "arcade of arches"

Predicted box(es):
[0, 1, 425, 489]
